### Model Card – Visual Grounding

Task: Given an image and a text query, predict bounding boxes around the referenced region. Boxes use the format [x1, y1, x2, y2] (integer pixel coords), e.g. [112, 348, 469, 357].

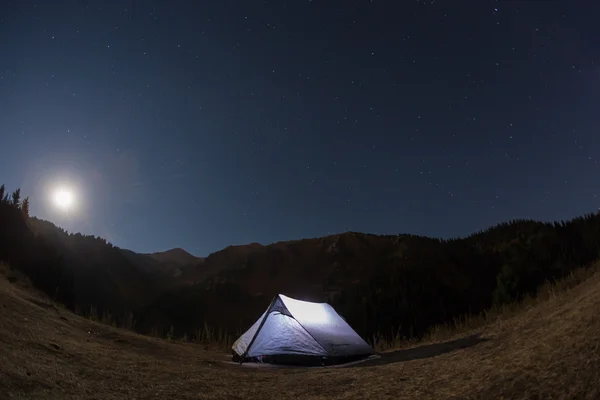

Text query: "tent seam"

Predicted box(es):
[240, 296, 278, 361]
[279, 297, 330, 357]
[292, 317, 329, 356]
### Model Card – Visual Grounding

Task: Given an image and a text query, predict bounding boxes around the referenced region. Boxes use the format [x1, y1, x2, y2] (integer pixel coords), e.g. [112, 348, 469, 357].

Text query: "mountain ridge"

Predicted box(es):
[3, 184, 600, 348]
[145, 247, 205, 266]
[133, 215, 600, 342]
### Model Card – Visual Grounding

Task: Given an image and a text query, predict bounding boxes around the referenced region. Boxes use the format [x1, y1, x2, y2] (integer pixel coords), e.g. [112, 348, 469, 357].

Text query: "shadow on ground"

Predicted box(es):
[220, 334, 489, 370]
[349, 333, 489, 368]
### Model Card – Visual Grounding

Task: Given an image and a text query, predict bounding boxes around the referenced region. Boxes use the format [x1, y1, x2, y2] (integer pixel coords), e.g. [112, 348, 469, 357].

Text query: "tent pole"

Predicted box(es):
[240, 295, 278, 363]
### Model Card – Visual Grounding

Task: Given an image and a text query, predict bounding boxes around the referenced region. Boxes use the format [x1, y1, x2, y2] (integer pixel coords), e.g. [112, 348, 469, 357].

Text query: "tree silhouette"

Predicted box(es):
[11, 188, 21, 208]
[0, 185, 73, 309]
[4, 182, 600, 343]
[21, 197, 30, 218]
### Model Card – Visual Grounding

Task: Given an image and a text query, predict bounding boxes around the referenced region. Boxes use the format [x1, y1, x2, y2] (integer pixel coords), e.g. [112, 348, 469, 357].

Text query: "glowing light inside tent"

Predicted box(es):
[285, 298, 330, 324]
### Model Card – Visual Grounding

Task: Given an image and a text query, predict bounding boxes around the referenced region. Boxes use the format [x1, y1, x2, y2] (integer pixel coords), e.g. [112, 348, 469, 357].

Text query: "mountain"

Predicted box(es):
[23, 218, 215, 313]
[3, 184, 600, 347]
[121, 247, 204, 276]
[135, 216, 600, 342]
[146, 247, 203, 266]
[25, 217, 160, 316]
[2, 254, 599, 398]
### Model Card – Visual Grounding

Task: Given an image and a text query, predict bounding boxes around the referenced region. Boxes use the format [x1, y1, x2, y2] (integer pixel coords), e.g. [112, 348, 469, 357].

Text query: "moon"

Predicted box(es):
[53, 188, 75, 211]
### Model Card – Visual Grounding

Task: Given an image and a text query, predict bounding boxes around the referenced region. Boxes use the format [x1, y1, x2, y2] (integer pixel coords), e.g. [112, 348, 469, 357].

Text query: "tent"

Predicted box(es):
[232, 294, 375, 366]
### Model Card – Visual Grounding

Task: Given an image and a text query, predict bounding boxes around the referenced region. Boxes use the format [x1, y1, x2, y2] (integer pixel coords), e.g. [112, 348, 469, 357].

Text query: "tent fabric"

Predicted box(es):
[247, 312, 327, 357]
[232, 294, 374, 363]
[231, 310, 267, 357]
[278, 294, 374, 357]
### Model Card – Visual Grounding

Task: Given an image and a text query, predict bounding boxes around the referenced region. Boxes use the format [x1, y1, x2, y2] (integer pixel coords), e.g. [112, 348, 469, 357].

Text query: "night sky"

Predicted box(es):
[1, 1, 599, 256]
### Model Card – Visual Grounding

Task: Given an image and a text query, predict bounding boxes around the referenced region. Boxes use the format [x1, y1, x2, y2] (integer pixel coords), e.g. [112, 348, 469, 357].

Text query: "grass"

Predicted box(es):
[76, 265, 599, 354]
[79, 305, 235, 350]
[1, 261, 599, 399]
[421, 264, 600, 344]
[370, 264, 600, 352]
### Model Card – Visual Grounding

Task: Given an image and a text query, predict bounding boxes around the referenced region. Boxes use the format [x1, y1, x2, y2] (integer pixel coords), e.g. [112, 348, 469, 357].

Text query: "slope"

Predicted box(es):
[1, 261, 598, 399]
[25, 217, 159, 315]
[8, 183, 600, 346]
[120, 248, 204, 277]
[135, 215, 600, 341]
[145, 247, 204, 266]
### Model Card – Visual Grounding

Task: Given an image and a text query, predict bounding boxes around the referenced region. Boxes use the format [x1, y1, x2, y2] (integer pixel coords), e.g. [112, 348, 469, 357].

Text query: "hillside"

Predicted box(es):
[1, 261, 598, 399]
[22, 216, 207, 312]
[145, 247, 204, 266]
[25, 217, 160, 315]
[135, 216, 600, 342]
[119, 247, 203, 281]
[3, 184, 600, 348]
[1, 186, 248, 326]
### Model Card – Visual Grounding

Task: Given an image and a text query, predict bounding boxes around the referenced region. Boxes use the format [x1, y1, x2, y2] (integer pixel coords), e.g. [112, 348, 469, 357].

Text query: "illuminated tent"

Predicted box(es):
[232, 294, 375, 366]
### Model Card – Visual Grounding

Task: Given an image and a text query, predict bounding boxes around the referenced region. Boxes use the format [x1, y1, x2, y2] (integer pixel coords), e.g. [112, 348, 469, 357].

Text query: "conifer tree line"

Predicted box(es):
[0, 185, 29, 217]
[0, 185, 73, 307]
[135, 210, 600, 343]
[3, 183, 600, 343]
[332, 212, 600, 340]
[0, 185, 151, 327]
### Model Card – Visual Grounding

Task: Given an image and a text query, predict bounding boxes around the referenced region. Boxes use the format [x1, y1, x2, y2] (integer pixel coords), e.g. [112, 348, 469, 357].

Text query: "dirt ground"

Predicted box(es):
[1, 266, 599, 399]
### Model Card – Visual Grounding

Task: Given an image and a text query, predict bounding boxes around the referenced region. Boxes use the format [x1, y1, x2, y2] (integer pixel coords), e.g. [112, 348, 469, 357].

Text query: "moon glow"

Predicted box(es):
[53, 188, 75, 211]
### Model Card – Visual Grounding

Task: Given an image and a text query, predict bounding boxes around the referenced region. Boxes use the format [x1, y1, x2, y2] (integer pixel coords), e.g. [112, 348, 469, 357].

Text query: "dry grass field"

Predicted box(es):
[1, 263, 599, 400]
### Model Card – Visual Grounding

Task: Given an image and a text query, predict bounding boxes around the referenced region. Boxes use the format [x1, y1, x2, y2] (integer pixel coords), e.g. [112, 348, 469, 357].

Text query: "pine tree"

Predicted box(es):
[21, 196, 30, 217]
[0, 184, 5, 204]
[11, 188, 21, 208]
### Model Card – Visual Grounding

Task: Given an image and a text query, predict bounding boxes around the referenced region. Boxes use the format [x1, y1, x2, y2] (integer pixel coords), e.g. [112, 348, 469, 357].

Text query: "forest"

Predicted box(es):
[2, 184, 600, 344]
